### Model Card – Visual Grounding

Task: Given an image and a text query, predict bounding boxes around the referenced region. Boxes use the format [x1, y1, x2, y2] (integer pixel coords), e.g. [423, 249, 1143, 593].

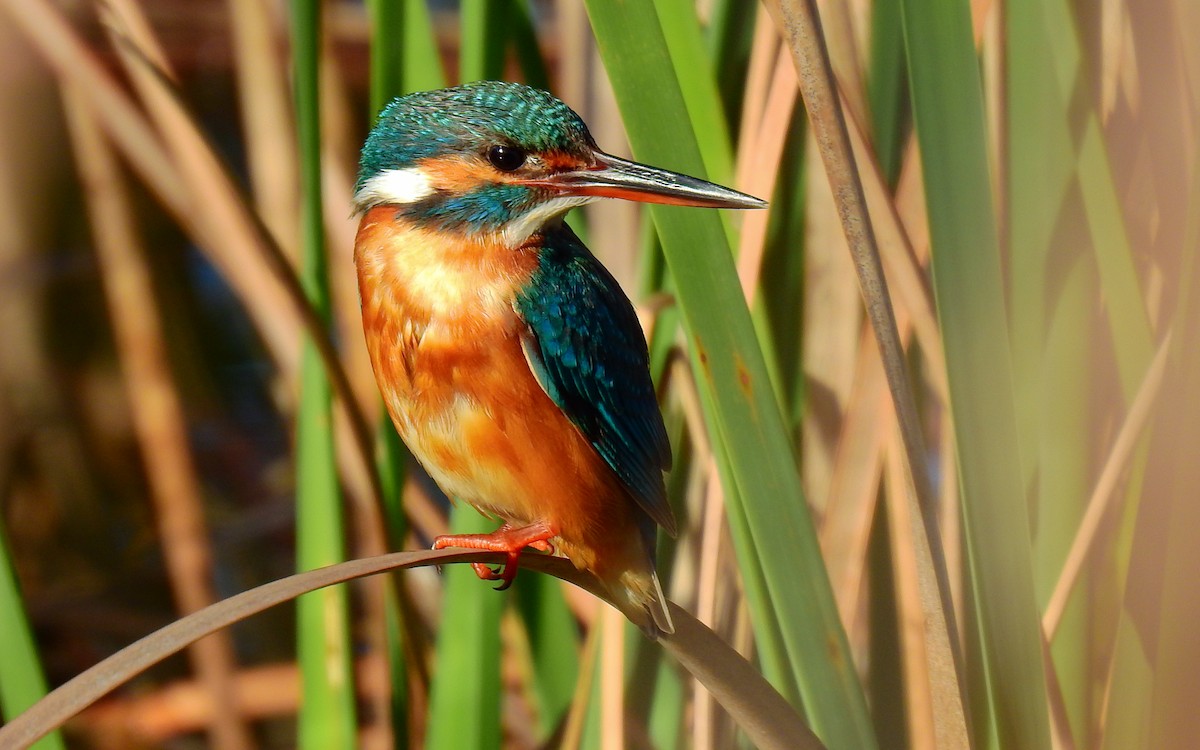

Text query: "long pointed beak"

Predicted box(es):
[534, 151, 767, 209]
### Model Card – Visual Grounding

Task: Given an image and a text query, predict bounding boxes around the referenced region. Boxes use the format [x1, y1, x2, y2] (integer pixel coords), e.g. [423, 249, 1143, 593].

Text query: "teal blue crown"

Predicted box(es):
[357, 81, 592, 187]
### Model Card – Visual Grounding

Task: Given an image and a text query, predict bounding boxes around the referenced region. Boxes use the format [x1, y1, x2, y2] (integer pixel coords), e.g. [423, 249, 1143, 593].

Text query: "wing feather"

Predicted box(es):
[515, 226, 676, 536]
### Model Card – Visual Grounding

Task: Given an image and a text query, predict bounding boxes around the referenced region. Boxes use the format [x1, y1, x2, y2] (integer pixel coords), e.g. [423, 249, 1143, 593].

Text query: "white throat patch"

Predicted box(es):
[354, 167, 435, 212]
[354, 167, 596, 247]
[501, 194, 595, 247]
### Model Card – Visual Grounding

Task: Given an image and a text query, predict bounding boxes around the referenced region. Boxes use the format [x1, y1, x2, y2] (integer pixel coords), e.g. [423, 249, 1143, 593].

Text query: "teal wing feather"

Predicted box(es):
[515, 225, 676, 537]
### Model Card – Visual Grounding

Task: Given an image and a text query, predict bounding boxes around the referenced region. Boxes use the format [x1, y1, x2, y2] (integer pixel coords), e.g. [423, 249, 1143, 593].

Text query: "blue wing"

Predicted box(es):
[515, 225, 676, 537]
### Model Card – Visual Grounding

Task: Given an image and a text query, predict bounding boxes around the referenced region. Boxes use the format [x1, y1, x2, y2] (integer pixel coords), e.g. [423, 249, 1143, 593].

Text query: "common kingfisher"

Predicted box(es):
[352, 81, 765, 637]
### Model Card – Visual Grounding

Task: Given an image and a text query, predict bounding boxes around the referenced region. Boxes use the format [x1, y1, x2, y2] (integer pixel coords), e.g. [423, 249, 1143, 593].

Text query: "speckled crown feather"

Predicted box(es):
[357, 81, 594, 188]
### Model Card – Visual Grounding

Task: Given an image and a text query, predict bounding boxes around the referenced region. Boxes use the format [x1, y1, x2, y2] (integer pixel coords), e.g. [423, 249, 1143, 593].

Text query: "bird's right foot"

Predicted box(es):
[433, 521, 557, 590]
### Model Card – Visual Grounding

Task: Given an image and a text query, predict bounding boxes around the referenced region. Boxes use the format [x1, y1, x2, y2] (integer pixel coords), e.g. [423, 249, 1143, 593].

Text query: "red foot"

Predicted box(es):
[433, 521, 557, 590]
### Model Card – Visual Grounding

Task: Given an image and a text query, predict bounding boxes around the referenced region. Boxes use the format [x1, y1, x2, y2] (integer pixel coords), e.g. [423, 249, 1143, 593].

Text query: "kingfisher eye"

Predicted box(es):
[487, 145, 527, 172]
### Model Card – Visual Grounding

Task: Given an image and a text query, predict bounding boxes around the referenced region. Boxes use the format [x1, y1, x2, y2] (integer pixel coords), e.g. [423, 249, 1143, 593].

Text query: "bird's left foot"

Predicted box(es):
[433, 521, 557, 590]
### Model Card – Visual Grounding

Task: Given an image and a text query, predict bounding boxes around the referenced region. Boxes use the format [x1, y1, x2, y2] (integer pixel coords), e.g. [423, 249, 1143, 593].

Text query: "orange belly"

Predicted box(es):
[380, 327, 641, 572]
[354, 208, 644, 576]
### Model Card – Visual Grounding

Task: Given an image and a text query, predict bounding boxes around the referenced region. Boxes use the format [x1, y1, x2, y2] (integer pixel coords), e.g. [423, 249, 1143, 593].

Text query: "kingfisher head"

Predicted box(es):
[354, 81, 765, 246]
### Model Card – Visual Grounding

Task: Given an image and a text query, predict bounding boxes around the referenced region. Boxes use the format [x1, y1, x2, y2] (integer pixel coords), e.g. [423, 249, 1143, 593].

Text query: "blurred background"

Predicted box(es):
[1, 0, 1198, 748]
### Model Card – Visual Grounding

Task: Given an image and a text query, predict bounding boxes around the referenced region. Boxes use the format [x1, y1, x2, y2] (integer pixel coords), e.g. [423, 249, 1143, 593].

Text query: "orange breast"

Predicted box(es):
[354, 208, 643, 572]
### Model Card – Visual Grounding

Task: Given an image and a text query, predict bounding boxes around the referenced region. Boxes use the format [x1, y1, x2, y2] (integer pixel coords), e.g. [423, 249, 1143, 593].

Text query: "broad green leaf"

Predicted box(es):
[460, 0, 510, 85]
[585, 3, 876, 748]
[510, 0, 551, 91]
[1008, 4, 1156, 744]
[901, 0, 1052, 746]
[0, 518, 66, 750]
[425, 513, 504, 750]
[367, 0, 446, 107]
[514, 575, 580, 737]
[705, 0, 758, 136]
[653, 0, 734, 184]
[1006, 2, 1092, 738]
[866, 0, 907, 187]
[293, 1, 356, 745]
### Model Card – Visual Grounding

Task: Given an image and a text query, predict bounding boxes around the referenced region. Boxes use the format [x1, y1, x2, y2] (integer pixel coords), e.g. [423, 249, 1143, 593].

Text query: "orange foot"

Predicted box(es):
[433, 521, 558, 591]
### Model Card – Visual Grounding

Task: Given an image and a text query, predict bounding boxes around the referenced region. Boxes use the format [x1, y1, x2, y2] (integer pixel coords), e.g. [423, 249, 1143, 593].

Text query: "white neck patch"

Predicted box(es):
[501, 194, 595, 247]
[354, 167, 435, 212]
[354, 167, 596, 246]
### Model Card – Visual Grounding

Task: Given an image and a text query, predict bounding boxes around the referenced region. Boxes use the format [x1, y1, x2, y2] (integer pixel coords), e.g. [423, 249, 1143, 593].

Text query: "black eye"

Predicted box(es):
[487, 145, 526, 172]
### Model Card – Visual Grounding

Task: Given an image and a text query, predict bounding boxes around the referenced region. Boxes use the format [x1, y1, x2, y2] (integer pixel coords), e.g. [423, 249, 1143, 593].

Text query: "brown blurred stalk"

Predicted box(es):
[226, 0, 300, 261]
[766, 0, 970, 745]
[2, 0, 388, 536]
[61, 85, 253, 750]
[78, 657, 391, 748]
[883, 426, 935, 749]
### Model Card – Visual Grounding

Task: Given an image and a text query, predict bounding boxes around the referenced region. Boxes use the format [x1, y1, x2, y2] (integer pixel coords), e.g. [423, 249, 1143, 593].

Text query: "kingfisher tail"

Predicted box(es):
[608, 566, 674, 639]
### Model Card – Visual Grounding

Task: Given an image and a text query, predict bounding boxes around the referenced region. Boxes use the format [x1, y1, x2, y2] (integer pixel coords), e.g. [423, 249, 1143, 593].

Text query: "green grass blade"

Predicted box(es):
[1005, 6, 1162, 742]
[900, 0, 1052, 746]
[377, 410, 410, 746]
[699, 380, 802, 706]
[400, 0, 446, 93]
[650, 0, 788, 406]
[1076, 119, 1154, 390]
[866, 0, 907, 187]
[1007, 1, 1153, 450]
[653, 0, 734, 184]
[375, 411, 409, 549]
[759, 108, 809, 424]
[509, 0, 550, 91]
[460, 0, 509, 84]
[425, 513, 505, 750]
[722, 469, 801, 705]
[1034, 260, 1093, 740]
[1006, 4, 1093, 739]
[1006, 0, 1076, 483]
[294, 353, 357, 748]
[368, 0, 445, 109]
[578, 628, 603, 750]
[1066, 23, 1155, 750]
[1100, 619, 1153, 750]
[514, 575, 579, 737]
[646, 656, 685, 750]
[292, 1, 356, 745]
[0, 518, 66, 750]
[584, 4, 875, 747]
[705, 0, 758, 136]
[366, 0, 403, 114]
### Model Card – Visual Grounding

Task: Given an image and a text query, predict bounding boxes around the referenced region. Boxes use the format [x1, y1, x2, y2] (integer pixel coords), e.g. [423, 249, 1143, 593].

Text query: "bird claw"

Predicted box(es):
[493, 569, 518, 591]
[432, 522, 556, 591]
[470, 561, 518, 590]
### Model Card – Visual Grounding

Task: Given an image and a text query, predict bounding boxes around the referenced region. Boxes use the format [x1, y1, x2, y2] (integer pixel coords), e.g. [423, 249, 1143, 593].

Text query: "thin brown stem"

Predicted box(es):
[0, 551, 823, 750]
[63, 85, 254, 750]
[1042, 331, 1172, 638]
[99, 21, 387, 541]
[764, 0, 971, 745]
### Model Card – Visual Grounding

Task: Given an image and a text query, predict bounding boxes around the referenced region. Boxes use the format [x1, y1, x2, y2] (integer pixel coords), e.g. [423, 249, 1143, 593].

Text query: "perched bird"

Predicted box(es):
[352, 81, 765, 637]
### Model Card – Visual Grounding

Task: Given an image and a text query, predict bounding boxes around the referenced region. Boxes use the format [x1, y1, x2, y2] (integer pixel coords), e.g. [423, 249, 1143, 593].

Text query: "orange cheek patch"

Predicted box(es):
[417, 155, 496, 193]
[415, 152, 590, 192]
[539, 150, 589, 171]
